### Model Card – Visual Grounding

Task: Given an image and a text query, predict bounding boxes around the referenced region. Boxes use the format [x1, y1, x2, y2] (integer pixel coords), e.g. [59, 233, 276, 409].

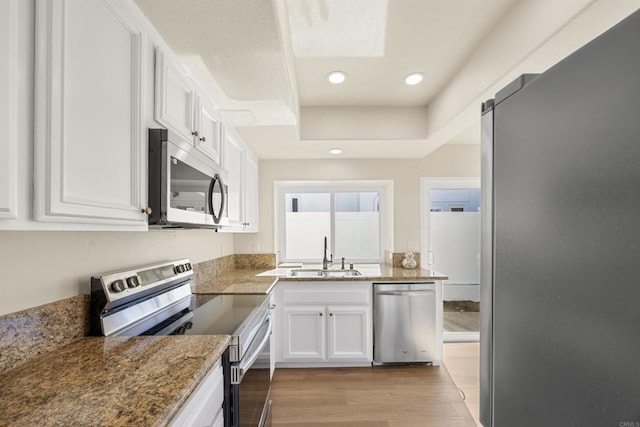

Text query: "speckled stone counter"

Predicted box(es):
[191, 264, 447, 295]
[0, 335, 230, 427]
[192, 268, 278, 295]
[0, 295, 90, 373]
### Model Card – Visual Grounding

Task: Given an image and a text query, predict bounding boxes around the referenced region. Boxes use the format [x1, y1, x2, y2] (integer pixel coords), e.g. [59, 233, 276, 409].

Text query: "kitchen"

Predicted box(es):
[2, 1, 640, 426]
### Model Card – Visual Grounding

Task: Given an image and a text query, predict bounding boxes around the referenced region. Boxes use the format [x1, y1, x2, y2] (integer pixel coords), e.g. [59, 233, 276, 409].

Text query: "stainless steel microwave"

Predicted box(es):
[148, 128, 228, 228]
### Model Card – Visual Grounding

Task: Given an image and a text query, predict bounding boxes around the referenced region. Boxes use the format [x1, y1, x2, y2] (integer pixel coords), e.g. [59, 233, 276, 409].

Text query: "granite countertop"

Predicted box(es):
[193, 268, 278, 295]
[0, 335, 230, 427]
[191, 264, 447, 295]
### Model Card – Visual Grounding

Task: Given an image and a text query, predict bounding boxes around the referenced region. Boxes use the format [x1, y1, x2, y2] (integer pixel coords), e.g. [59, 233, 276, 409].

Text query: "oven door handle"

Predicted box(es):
[231, 316, 271, 385]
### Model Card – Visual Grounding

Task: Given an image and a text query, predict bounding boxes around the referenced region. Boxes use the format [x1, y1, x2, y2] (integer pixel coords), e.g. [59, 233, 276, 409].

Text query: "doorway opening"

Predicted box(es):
[421, 178, 480, 343]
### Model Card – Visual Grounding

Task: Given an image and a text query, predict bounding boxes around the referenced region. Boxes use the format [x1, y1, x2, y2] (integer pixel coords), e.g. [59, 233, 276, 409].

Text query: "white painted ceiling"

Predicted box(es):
[134, 0, 640, 159]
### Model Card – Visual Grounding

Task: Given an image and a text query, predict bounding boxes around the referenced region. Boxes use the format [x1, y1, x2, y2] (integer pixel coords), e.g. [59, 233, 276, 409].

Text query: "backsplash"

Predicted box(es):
[191, 253, 276, 286]
[386, 251, 422, 268]
[0, 253, 276, 373]
[192, 254, 236, 286]
[0, 295, 89, 373]
[234, 253, 276, 270]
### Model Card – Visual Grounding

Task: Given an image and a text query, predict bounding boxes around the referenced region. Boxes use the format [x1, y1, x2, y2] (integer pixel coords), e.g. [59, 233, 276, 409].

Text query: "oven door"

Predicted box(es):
[231, 315, 272, 427]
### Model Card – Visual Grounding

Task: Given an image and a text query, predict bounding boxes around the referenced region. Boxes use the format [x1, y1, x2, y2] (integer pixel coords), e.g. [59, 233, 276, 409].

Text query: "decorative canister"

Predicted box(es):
[401, 251, 417, 269]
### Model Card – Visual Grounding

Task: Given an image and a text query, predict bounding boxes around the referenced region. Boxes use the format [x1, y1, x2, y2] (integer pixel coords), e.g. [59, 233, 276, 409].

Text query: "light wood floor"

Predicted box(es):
[443, 312, 480, 332]
[443, 343, 481, 426]
[270, 364, 476, 426]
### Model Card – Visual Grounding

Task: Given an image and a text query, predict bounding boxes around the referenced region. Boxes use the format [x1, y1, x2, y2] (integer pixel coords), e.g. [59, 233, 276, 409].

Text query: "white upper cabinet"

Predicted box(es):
[154, 48, 196, 144]
[223, 127, 245, 228]
[0, 0, 18, 220]
[155, 48, 222, 167]
[220, 125, 259, 233]
[34, 0, 147, 227]
[195, 96, 223, 165]
[243, 150, 259, 232]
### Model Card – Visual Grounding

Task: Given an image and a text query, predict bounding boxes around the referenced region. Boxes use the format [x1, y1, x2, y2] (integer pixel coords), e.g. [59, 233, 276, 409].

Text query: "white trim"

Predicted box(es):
[444, 331, 479, 343]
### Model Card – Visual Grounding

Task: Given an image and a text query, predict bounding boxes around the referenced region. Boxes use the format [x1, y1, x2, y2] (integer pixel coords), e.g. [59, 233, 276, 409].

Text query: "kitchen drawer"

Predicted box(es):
[279, 282, 371, 305]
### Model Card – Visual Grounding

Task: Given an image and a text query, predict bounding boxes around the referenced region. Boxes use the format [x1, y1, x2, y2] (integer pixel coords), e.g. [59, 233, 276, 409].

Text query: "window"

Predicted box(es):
[278, 184, 386, 263]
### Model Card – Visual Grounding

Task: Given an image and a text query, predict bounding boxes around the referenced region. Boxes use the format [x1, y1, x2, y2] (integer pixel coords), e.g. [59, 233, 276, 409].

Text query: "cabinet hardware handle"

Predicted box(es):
[319, 312, 323, 317]
[199, 136, 207, 142]
[192, 130, 199, 137]
[141, 207, 152, 215]
[329, 313, 333, 317]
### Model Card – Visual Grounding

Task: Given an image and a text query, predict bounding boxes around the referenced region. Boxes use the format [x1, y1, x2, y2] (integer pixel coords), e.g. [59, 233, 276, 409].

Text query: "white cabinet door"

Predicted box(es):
[195, 97, 222, 165]
[223, 128, 244, 228]
[155, 47, 197, 146]
[34, 0, 146, 227]
[169, 360, 224, 427]
[327, 306, 372, 362]
[276, 283, 373, 365]
[155, 49, 222, 167]
[0, 0, 18, 219]
[281, 306, 326, 362]
[243, 150, 259, 232]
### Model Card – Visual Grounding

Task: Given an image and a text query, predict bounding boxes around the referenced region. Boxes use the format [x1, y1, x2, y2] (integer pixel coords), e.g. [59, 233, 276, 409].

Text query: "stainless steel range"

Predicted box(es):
[90, 259, 272, 427]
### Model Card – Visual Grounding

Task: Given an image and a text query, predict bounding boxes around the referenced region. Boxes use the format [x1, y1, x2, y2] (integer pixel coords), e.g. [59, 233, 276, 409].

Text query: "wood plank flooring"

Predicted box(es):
[443, 343, 481, 426]
[444, 312, 480, 332]
[270, 365, 476, 426]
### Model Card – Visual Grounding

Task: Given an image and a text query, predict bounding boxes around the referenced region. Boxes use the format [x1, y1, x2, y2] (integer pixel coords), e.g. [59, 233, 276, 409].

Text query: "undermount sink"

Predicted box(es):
[287, 268, 362, 278]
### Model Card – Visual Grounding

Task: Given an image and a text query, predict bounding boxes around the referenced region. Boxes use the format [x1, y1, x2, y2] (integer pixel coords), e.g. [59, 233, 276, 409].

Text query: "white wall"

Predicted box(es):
[235, 143, 481, 256]
[0, 230, 234, 316]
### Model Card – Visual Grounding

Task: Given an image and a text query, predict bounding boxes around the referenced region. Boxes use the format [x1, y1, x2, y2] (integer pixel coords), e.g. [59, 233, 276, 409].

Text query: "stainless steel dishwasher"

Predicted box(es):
[373, 282, 436, 365]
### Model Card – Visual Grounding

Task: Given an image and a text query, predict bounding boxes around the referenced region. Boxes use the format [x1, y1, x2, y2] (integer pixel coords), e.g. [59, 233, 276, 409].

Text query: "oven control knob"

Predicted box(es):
[184, 321, 193, 330]
[126, 276, 140, 288]
[175, 265, 186, 274]
[110, 279, 126, 293]
[185, 263, 192, 271]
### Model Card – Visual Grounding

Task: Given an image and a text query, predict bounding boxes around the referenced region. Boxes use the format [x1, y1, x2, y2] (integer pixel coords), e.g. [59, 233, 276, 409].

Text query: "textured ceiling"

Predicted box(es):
[292, 0, 517, 107]
[134, 0, 640, 159]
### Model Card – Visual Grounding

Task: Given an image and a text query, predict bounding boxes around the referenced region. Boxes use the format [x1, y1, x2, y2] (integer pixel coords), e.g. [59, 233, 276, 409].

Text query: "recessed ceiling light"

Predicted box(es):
[327, 71, 347, 84]
[329, 148, 343, 155]
[405, 72, 424, 86]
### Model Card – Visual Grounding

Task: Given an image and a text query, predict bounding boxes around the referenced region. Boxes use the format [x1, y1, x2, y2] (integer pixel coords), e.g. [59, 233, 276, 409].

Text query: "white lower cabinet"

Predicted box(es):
[327, 306, 371, 362]
[169, 360, 224, 427]
[281, 305, 326, 361]
[277, 282, 372, 365]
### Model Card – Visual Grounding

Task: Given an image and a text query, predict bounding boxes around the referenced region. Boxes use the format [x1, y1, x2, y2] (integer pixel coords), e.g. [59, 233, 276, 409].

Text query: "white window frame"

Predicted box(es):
[276, 181, 388, 264]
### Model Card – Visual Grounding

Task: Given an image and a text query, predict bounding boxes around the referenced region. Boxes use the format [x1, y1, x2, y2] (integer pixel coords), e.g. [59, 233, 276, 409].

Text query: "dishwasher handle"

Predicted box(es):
[376, 290, 435, 297]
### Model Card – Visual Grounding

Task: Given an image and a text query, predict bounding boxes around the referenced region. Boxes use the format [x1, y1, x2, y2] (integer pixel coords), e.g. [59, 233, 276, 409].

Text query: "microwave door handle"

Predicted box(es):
[208, 177, 216, 222]
[208, 173, 226, 225]
[216, 174, 226, 224]
[231, 317, 272, 384]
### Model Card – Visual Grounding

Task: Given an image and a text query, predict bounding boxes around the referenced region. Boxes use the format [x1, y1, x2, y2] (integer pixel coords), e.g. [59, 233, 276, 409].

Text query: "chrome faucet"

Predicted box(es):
[322, 236, 333, 270]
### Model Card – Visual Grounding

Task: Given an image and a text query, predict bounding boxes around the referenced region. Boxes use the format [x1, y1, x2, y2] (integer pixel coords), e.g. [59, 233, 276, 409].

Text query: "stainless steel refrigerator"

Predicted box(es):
[480, 9, 640, 427]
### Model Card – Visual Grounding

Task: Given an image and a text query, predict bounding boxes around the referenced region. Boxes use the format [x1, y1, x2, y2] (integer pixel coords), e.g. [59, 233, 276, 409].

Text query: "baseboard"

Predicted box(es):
[443, 331, 479, 343]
